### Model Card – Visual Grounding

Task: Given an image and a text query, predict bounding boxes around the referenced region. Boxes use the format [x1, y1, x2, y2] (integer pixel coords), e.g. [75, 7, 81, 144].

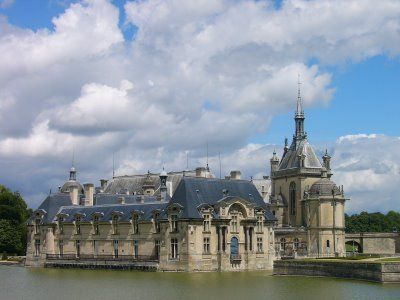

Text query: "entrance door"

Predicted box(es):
[230, 237, 239, 256]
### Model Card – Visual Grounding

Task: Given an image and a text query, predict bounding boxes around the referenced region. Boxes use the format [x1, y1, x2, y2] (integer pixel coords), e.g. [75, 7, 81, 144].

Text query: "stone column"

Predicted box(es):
[218, 226, 222, 253]
[245, 227, 250, 252]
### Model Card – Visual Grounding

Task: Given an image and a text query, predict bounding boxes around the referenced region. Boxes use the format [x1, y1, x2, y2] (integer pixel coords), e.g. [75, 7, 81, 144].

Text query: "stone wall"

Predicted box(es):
[274, 260, 400, 283]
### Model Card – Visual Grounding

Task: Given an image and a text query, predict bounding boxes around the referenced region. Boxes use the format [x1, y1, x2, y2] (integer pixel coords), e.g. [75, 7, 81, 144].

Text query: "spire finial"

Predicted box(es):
[294, 74, 305, 140]
[296, 73, 303, 116]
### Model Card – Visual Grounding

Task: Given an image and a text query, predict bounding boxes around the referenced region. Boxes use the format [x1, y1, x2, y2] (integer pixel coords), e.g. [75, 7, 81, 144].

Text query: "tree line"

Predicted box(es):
[0, 185, 32, 257]
[345, 211, 400, 233]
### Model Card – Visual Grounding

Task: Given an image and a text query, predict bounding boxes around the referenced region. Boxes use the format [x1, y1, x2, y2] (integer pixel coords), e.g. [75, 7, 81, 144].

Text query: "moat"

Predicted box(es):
[1, 266, 400, 300]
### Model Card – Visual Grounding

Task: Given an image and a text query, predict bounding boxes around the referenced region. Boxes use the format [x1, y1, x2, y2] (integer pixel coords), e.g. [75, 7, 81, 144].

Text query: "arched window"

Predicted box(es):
[289, 182, 296, 215]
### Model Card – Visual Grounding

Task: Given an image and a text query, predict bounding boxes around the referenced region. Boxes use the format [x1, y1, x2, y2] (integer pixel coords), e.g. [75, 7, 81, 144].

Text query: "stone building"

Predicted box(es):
[26, 85, 349, 270]
[26, 167, 276, 271]
[269, 87, 347, 258]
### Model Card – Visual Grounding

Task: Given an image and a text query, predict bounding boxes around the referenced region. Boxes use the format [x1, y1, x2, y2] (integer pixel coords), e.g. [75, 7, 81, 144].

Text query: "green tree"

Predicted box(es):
[0, 185, 31, 256]
[345, 211, 400, 233]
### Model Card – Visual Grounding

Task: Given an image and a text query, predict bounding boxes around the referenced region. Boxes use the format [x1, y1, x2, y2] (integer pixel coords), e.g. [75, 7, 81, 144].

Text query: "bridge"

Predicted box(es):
[345, 232, 400, 254]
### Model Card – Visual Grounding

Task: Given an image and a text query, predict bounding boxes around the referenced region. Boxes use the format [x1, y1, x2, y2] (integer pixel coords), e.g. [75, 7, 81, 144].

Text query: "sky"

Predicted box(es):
[0, 0, 399, 214]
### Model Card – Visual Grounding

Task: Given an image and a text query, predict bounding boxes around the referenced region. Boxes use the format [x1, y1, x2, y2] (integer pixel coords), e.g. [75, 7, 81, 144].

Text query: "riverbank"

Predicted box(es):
[274, 259, 400, 283]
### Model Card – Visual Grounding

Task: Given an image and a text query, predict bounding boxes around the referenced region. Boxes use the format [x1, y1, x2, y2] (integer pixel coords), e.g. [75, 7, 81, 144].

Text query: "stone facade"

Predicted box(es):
[26, 174, 275, 271]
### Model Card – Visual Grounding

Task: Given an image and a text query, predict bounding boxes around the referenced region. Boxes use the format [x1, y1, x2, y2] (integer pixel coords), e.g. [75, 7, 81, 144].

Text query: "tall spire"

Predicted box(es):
[69, 148, 76, 181]
[294, 74, 306, 140]
[296, 74, 304, 116]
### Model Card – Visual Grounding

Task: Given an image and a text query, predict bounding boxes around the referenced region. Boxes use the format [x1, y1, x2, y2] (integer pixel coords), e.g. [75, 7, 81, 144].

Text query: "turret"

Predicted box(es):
[322, 149, 332, 179]
[270, 150, 280, 175]
[270, 150, 280, 197]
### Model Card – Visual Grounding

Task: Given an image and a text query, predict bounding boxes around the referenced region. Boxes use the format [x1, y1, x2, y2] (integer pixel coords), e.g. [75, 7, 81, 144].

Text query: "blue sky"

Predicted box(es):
[0, 0, 400, 213]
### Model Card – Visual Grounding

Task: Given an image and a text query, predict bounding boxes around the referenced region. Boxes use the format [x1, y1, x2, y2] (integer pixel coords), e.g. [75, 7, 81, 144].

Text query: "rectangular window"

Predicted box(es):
[203, 215, 210, 232]
[114, 240, 119, 258]
[76, 240, 81, 258]
[257, 237, 263, 253]
[34, 239, 40, 256]
[203, 237, 210, 254]
[75, 216, 81, 235]
[59, 240, 64, 257]
[231, 215, 238, 232]
[133, 240, 139, 259]
[171, 238, 178, 259]
[155, 240, 160, 259]
[257, 216, 263, 233]
[171, 215, 178, 233]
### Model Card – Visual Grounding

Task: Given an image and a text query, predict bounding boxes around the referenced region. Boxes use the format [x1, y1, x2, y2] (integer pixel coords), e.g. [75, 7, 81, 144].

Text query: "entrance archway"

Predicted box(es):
[345, 240, 362, 253]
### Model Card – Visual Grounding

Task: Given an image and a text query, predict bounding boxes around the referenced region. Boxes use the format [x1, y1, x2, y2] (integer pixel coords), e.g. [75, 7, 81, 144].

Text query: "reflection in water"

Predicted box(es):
[1, 266, 399, 300]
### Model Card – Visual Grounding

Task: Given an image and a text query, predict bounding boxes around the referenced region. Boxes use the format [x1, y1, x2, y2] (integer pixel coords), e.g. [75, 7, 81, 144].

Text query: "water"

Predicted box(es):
[1, 266, 399, 300]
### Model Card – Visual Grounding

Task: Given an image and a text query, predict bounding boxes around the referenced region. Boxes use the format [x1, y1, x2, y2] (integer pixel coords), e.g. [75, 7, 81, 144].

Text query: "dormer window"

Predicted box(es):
[203, 214, 210, 232]
[132, 214, 139, 234]
[34, 216, 41, 234]
[112, 215, 119, 235]
[170, 214, 178, 233]
[75, 215, 81, 235]
[154, 212, 160, 233]
[93, 215, 100, 235]
[58, 216, 64, 235]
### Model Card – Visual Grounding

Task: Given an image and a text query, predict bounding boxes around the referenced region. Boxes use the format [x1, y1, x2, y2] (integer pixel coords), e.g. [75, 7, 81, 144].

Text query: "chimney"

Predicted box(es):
[83, 183, 94, 206]
[196, 167, 206, 177]
[70, 186, 79, 205]
[100, 179, 108, 191]
[118, 196, 125, 204]
[230, 170, 241, 180]
[160, 169, 168, 201]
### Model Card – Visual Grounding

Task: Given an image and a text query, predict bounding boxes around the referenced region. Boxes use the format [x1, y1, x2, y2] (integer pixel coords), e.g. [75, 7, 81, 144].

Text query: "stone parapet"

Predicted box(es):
[273, 259, 400, 283]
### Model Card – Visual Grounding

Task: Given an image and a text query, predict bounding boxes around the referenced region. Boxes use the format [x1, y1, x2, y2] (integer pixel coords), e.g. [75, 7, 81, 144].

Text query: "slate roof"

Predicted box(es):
[171, 177, 275, 221]
[56, 202, 169, 223]
[104, 171, 196, 195]
[279, 138, 322, 170]
[29, 193, 73, 223]
[95, 193, 169, 205]
[31, 176, 275, 225]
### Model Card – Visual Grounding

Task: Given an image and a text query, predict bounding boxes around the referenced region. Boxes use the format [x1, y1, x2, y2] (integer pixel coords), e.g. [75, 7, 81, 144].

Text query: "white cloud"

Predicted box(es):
[0, 0, 399, 209]
[0, 0, 13, 9]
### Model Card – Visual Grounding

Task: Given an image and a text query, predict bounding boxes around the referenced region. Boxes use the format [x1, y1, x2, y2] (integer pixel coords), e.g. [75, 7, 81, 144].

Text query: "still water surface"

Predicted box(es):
[1, 266, 400, 300]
